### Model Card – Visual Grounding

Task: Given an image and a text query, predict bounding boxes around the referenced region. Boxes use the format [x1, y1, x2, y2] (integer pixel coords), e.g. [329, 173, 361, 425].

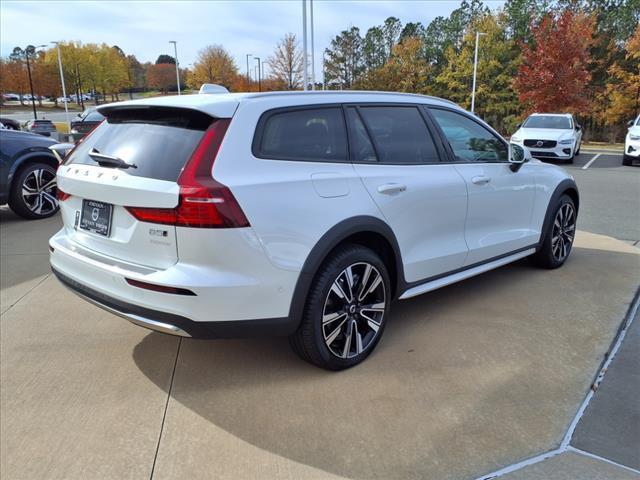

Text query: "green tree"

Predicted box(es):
[435, 12, 522, 133]
[324, 27, 364, 88]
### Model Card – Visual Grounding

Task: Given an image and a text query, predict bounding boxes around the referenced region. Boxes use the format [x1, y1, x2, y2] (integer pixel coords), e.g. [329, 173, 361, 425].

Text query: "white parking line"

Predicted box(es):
[582, 153, 602, 170]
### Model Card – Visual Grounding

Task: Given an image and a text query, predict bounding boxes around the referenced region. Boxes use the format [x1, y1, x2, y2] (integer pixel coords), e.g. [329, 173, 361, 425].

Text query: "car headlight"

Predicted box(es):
[511, 136, 522, 142]
[629, 134, 640, 141]
[559, 139, 574, 145]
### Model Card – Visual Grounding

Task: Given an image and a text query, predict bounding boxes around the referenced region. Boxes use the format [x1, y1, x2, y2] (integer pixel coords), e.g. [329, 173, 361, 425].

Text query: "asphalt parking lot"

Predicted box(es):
[1, 151, 638, 479]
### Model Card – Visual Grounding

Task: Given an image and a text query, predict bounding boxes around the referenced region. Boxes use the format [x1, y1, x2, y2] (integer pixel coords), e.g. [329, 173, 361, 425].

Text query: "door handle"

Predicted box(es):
[471, 175, 491, 185]
[377, 183, 407, 195]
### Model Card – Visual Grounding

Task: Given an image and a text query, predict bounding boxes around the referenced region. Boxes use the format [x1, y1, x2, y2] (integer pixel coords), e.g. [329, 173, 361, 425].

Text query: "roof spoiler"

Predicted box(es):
[199, 84, 229, 94]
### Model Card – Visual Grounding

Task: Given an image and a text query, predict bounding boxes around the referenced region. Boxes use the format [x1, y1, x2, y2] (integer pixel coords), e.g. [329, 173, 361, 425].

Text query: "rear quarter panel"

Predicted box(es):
[213, 97, 385, 272]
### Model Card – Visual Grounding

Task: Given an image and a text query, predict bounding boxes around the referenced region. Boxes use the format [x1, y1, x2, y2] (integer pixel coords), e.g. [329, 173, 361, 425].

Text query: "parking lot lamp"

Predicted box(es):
[169, 41, 181, 95]
[246, 54, 253, 90]
[52, 41, 70, 130]
[471, 32, 486, 114]
[254, 57, 262, 92]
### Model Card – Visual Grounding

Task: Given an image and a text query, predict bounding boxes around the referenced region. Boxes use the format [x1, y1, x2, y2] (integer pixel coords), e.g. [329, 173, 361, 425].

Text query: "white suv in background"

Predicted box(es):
[510, 113, 582, 164]
[624, 114, 640, 166]
[50, 91, 579, 370]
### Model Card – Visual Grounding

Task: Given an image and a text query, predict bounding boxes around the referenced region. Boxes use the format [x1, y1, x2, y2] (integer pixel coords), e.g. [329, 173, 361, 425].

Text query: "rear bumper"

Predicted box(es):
[52, 268, 294, 338]
[49, 228, 301, 338]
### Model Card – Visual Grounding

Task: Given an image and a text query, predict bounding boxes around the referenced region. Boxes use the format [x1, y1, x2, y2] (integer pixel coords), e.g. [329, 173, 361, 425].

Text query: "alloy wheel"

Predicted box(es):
[322, 262, 386, 359]
[21, 168, 58, 215]
[551, 203, 576, 262]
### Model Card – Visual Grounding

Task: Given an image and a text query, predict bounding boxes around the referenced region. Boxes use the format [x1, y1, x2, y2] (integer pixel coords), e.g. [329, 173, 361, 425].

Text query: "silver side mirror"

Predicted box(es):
[509, 143, 530, 171]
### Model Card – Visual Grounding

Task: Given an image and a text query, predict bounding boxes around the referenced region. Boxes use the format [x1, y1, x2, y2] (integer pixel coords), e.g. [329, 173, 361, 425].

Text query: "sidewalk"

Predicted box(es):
[494, 297, 640, 479]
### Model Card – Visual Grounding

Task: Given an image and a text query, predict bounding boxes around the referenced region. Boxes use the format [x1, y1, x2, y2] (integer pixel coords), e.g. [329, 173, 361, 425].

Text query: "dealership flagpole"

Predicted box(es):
[310, 0, 315, 90]
[302, 0, 308, 91]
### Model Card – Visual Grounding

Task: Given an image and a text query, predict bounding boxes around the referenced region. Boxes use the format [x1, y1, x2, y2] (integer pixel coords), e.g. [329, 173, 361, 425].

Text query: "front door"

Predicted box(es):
[429, 107, 538, 265]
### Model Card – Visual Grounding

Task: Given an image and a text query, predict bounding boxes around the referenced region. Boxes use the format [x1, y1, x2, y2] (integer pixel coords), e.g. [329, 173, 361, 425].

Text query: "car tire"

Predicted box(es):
[8, 162, 59, 220]
[289, 244, 391, 370]
[622, 154, 634, 166]
[575, 142, 581, 155]
[531, 194, 576, 269]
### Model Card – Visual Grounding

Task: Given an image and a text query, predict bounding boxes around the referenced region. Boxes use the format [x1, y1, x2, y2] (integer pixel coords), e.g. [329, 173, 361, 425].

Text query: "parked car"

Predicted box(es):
[57, 96, 73, 104]
[624, 114, 640, 166]
[510, 113, 582, 164]
[23, 119, 57, 137]
[50, 90, 579, 370]
[0, 117, 21, 130]
[70, 108, 104, 137]
[0, 129, 60, 219]
[2, 93, 20, 101]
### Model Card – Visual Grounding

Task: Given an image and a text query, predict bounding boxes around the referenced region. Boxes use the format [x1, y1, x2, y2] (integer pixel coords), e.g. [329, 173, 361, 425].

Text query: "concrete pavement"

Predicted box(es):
[1, 204, 638, 479]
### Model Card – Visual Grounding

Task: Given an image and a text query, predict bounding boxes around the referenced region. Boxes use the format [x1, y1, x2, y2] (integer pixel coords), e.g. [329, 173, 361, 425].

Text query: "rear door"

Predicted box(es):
[57, 107, 214, 269]
[348, 105, 468, 283]
[428, 107, 538, 265]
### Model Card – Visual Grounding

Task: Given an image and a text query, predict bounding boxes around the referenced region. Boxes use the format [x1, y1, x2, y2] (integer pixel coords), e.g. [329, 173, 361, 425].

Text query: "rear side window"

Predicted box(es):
[66, 107, 213, 182]
[256, 107, 347, 162]
[358, 106, 439, 164]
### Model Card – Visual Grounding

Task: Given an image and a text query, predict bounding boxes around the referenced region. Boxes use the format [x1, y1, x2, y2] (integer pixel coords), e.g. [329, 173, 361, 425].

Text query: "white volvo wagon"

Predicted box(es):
[50, 90, 579, 369]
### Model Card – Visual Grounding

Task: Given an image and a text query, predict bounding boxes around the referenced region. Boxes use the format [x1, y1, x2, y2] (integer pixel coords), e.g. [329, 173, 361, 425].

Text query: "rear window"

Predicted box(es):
[66, 107, 213, 182]
[256, 107, 347, 162]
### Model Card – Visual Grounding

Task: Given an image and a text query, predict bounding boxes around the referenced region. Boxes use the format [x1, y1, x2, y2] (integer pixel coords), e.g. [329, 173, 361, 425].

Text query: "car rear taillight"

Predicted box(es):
[126, 119, 249, 228]
[56, 189, 71, 201]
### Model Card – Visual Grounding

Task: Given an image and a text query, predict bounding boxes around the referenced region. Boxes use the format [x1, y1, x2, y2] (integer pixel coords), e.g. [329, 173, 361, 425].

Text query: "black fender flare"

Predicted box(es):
[539, 178, 580, 244]
[286, 215, 405, 333]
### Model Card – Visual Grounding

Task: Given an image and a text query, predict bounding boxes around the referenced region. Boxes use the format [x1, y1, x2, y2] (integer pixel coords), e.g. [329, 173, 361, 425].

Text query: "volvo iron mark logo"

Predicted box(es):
[535, 140, 544, 147]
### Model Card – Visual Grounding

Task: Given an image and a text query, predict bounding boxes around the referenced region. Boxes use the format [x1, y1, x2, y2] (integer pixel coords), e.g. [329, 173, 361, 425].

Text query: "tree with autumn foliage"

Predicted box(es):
[146, 63, 176, 94]
[267, 33, 304, 90]
[188, 45, 239, 91]
[605, 24, 640, 124]
[514, 10, 595, 115]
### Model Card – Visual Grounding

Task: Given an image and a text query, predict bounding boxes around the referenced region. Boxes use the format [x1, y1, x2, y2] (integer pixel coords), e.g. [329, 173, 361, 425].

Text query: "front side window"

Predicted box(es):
[258, 108, 347, 162]
[430, 109, 508, 163]
[358, 106, 439, 164]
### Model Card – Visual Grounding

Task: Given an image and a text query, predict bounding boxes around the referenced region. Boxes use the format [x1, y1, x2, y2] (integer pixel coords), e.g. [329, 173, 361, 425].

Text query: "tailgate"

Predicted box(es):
[57, 106, 215, 270]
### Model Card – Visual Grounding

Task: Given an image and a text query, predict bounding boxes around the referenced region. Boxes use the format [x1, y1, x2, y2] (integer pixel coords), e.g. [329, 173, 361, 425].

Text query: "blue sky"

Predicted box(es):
[1, 0, 504, 78]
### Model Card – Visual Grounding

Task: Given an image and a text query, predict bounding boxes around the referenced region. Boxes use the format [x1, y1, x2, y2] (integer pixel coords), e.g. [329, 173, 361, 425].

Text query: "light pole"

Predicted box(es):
[169, 41, 180, 95]
[310, 0, 315, 90]
[302, 0, 308, 90]
[471, 31, 486, 114]
[254, 57, 262, 92]
[18, 44, 46, 119]
[51, 41, 70, 130]
[246, 54, 252, 90]
[322, 50, 327, 90]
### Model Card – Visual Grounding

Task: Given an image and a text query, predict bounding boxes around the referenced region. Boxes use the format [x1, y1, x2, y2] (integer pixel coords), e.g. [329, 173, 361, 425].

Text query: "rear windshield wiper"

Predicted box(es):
[88, 148, 137, 169]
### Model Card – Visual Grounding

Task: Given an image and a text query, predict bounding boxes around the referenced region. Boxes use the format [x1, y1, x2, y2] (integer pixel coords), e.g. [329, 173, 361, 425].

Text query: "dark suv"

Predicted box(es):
[0, 129, 60, 219]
